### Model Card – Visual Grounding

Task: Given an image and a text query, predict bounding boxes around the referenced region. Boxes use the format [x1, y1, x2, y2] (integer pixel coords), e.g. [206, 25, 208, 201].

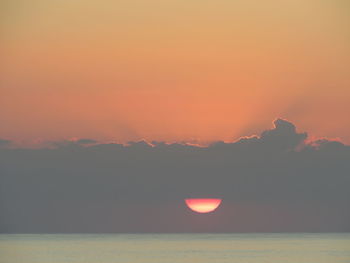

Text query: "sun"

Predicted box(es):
[185, 198, 222, 213]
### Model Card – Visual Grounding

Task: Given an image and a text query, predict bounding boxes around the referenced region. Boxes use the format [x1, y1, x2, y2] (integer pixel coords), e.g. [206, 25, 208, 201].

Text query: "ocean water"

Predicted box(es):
[0, 233, 349, 263]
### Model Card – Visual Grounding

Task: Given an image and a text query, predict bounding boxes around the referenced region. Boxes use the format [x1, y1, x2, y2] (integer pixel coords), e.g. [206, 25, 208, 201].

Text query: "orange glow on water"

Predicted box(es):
[185, 198, 222, 213]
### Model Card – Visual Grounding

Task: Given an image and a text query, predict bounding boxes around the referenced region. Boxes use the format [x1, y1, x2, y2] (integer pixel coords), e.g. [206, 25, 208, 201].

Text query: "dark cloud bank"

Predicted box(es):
[1, 119, 349, 233]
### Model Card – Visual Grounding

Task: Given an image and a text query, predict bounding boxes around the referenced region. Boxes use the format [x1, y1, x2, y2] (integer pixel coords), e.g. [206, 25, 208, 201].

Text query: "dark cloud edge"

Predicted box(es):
[1, 118, 347, 150]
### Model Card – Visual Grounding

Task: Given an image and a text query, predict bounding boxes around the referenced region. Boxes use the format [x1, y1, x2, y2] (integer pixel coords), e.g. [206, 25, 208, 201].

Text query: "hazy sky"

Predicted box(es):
[1, 0, 350, 144]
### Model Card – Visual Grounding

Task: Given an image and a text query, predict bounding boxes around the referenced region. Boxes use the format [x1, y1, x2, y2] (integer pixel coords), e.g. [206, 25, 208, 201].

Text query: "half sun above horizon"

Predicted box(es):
[185, 198, 222, 213]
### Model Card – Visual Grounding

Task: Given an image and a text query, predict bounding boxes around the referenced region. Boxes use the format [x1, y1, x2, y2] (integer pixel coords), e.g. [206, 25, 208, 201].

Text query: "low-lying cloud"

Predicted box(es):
[0, 119, 349, 232]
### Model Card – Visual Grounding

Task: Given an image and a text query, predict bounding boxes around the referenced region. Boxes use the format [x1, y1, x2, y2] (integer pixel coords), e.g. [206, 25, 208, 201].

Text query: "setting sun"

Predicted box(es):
[185, 199, 222, 213]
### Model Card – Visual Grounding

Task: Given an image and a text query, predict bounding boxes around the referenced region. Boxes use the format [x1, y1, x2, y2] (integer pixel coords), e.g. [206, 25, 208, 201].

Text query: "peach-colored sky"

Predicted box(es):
[1, 0, 350, 145]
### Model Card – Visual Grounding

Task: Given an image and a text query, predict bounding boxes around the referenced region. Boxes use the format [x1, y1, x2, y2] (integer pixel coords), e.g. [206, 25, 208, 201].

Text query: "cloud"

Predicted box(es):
[259, 119, 308, 151]
[0, 119, 349, 233]
[0, 139, 11, 148]
[76, 139, 98, 145]
[50, 138, 98, 148]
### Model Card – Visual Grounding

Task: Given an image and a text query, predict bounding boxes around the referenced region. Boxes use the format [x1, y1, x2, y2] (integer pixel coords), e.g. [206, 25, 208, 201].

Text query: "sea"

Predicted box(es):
[0, 233, 349, 263]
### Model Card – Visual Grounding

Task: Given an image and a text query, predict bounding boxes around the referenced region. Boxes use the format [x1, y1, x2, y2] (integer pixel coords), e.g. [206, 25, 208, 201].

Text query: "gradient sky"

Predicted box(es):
[1, 0, 350, 145]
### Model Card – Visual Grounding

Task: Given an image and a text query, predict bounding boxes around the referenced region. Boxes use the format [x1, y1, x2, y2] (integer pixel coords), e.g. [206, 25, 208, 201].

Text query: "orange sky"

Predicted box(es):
[1, 0, 350, 145]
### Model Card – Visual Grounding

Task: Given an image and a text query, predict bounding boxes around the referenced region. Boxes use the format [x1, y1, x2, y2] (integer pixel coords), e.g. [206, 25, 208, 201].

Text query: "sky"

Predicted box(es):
[0, 1, 350, 233]
[1, 0, 350, 145]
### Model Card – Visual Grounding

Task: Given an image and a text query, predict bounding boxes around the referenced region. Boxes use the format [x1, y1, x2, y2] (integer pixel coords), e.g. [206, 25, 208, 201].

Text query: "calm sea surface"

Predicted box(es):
[0, 233, 349, 263]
